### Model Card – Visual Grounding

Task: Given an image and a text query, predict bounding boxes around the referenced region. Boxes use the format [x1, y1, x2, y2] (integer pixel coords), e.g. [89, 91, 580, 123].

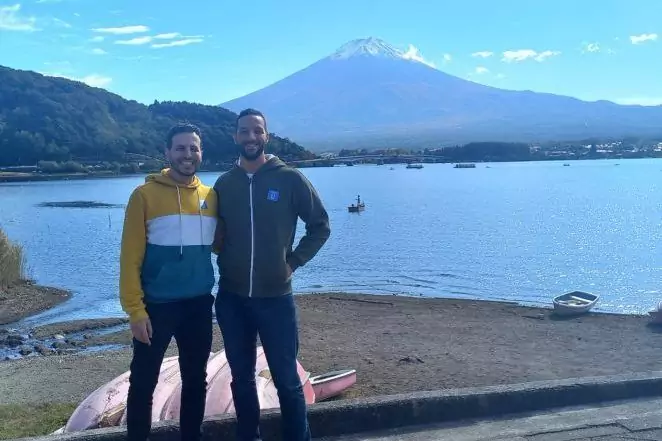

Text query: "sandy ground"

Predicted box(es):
[0, 282, 70, 325]
[1, 293, 662, 407]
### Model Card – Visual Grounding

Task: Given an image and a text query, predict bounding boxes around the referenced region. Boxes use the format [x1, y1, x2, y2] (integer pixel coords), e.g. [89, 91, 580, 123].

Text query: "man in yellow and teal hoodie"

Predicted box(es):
[119, 123, 217, 441]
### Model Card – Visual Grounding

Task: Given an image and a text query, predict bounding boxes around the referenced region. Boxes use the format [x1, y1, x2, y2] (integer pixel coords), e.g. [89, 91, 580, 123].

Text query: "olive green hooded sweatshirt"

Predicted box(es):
[213, 155, 330, 297]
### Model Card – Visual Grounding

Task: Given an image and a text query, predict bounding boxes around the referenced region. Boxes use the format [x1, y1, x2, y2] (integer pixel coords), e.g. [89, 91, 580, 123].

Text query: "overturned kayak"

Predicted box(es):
[64, 355, 180, 431]
[310, 369, 357, 401]
[59, 346, 355, 433]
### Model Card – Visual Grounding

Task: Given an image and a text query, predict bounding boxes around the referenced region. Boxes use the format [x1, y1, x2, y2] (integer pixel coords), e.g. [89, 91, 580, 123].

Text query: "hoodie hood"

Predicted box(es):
[145, 168, 202, 189]
[235, 154, 287, 175]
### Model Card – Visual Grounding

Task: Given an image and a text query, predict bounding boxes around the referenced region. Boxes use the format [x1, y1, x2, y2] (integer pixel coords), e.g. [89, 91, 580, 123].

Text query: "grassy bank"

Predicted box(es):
[0, 228, 24, 287]
[0, 403, 75, 439]
[0, 228, 70, 325]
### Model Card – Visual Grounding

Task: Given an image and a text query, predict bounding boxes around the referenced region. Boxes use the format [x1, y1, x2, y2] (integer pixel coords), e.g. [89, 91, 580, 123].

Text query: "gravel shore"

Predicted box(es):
[0, 282, 70, 325]
[1, 293, 661, 407]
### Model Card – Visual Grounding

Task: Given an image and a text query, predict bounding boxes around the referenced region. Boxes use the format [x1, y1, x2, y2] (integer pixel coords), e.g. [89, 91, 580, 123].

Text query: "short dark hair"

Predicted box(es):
[166, 122, 202, 149]
[235, 108, 267, 132]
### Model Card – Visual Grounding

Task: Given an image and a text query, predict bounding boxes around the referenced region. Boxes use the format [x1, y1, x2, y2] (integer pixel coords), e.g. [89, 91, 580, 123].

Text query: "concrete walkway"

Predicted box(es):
[319, 397, 662, 440]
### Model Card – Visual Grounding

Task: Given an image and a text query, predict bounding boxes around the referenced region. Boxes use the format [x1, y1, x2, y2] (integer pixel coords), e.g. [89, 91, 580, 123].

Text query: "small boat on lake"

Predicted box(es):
[406, 163, 423, 169]
[454, 163, 476, 168]
[348, 195, 365, 213]
[552, 291, 599, 316]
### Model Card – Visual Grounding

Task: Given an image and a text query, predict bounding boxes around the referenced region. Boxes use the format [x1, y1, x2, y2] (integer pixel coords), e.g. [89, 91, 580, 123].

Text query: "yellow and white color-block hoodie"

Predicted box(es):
[119, 169, 217, 323]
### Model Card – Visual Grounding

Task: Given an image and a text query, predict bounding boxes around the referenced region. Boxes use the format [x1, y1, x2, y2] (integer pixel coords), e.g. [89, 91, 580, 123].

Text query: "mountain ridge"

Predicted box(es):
[221, 37, 662, 151]
[0, 65, 314, 166]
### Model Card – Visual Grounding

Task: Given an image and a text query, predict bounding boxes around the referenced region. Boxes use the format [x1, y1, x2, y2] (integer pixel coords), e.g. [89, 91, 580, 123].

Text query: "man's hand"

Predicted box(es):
[130, 317, 152, 345]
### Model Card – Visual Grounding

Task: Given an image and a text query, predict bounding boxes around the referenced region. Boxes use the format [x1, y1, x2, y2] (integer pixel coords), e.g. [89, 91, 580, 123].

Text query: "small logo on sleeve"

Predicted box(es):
[200, 199, 208, 210]
[267, 189, 280, 202]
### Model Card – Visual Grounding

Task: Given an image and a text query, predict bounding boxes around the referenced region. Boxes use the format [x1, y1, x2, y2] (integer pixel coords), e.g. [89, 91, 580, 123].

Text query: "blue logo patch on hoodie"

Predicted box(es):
[267, 189, 280, 202]
[200, 200, 208, 210]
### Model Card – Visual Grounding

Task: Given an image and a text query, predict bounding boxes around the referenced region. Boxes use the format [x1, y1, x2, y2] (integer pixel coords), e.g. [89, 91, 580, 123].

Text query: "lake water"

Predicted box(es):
[1, 159, 661, 327]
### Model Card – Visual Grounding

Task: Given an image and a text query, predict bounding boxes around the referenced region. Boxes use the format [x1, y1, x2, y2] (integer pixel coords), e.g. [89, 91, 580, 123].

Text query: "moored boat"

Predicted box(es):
[552, 291, 599, 316]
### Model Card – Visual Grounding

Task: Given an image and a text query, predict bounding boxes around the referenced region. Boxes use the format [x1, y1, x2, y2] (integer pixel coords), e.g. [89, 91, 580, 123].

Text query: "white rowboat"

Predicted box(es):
[552, 291, 599, 316]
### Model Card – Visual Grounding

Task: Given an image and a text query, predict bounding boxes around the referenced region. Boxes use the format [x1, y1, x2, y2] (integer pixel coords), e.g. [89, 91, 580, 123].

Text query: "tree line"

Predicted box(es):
[0, 65, 316, 167]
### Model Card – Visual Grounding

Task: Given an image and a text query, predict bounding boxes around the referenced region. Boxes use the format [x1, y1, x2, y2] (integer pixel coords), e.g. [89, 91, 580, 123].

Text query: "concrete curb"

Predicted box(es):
[18, 371, 662, 441]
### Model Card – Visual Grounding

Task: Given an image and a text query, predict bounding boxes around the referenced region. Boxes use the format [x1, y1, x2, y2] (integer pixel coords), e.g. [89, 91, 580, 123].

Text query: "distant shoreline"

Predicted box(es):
[0, 169, 224, 183]
[1, 156, 657, 183]
[0, 171, 137, 183]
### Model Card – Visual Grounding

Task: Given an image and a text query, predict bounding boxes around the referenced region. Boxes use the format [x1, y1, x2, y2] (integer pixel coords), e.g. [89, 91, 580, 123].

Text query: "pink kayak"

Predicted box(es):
[310, 369, 357, 401]
[64, 355, 179, 432]
[60, 346, 354, 433]
[158, 346, 315, 420]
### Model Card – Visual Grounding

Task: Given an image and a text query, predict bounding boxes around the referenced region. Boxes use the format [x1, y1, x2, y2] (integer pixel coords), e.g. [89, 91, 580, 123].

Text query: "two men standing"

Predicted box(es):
[119, 109, 330, 441]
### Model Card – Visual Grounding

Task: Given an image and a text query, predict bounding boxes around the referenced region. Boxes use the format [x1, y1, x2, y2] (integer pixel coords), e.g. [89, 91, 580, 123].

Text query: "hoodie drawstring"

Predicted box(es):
[196, 188, 203, 247]
[176, 185, 205, 258]
[176, 185, 183, 257]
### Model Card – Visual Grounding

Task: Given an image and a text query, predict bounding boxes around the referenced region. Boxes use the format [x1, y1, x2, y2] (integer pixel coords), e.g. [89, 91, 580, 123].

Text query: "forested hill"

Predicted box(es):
[0, 65, 315, 166]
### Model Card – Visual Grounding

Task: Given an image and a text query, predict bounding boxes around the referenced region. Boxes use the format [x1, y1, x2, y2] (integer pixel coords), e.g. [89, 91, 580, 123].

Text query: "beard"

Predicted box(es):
[238, 142, 265, 161]
[171, 159, 199, 177]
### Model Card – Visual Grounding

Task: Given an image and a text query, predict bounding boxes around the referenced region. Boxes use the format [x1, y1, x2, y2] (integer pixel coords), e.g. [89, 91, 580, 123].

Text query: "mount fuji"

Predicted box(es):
[221, 37, 662, 150]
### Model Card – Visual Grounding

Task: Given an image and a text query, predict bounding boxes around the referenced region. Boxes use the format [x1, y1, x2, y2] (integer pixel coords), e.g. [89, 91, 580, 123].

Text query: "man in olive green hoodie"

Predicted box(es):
[213, 108, 330, 441]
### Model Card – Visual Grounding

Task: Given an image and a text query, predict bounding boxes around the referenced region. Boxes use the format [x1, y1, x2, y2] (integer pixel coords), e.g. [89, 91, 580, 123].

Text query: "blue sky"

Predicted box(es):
[1, 0, 661, 106]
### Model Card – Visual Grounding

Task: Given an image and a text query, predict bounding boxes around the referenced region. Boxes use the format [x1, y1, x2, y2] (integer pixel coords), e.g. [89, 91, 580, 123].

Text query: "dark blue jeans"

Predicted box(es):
[215, 291, 311, 441]
[126, 293, 214, 441]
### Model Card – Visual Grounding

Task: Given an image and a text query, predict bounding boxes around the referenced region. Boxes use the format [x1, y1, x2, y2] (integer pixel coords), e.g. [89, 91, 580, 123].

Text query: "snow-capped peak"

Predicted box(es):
[331, 37, 405, 60]
[329, 37, 435, 68]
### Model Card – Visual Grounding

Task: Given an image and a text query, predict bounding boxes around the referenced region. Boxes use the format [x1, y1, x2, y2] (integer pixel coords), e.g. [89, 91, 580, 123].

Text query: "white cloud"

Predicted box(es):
[91, 48, 107, 55]
[472, 51, 493, 58]
[92, 25, 149, 35]
[495, 73, 506, 79]
[613, 97, 662, 106]
[442, 53, 452, 64]
[115, 36, 152, 45]
[501, 49, 560, 62]
[154, 32, 180, 40]
[0, 4, 37, 31]
[52, 17, 71, 28]
[76, 74, 112, 87]
[151, 38, 204, 49]
[89, 35, 104, 42]
[398, 44, 436, 68]
[475, 66, 489, 74]
[36, 0, 63, 3]
[582, 42, 600, 53]
[43, 72, 112, 88]
[113, 33, 200, 47]
[630, 33, 658, 44]
[534, 50, 561, 61]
